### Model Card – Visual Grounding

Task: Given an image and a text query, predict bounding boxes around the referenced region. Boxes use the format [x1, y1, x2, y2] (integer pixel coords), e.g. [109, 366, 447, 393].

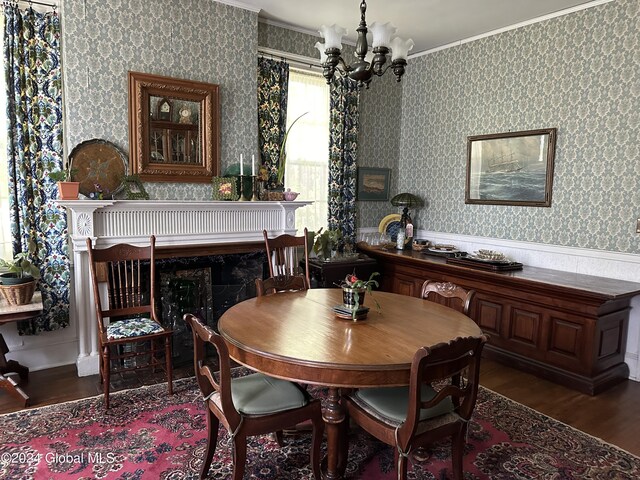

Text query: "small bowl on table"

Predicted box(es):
[412, 240, 430, 252]
[283, 189, 299, 201]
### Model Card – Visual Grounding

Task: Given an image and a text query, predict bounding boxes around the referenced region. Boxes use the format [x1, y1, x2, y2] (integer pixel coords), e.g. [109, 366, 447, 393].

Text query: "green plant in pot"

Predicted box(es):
[0, 252, 41, 305]
[50, 166, 80, 200]
[0, 252, 41, 284]
[339, 271, 380, 319]
[312, 227, 342, 260]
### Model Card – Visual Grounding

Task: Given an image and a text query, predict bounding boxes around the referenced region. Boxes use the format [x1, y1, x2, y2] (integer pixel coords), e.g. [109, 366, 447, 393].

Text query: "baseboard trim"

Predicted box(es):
[76, 354, 100, 377]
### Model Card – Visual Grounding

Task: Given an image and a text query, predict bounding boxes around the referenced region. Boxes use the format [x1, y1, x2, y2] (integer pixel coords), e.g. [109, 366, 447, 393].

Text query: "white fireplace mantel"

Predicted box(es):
[58, 199, 311, 376]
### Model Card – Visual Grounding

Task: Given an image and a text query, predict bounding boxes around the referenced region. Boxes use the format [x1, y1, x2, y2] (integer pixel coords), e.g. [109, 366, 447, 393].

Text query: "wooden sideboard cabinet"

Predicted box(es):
[360, 244, 640, 395]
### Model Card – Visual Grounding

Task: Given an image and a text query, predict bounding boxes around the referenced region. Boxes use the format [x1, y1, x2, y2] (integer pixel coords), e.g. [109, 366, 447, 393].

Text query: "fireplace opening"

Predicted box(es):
[158, 251, 267, 366]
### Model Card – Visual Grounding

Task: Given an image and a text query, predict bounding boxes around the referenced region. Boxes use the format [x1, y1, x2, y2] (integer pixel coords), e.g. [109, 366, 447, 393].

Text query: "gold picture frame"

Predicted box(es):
[128, 71, 220, 183]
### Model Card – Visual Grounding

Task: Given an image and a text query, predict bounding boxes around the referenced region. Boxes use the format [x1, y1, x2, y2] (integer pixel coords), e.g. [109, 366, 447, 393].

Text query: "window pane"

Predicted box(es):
[284, 70, 330, 234]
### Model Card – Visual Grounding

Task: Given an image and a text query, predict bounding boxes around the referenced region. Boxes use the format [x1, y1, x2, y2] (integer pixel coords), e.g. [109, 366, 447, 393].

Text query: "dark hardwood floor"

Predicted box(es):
[1, 359, 639, 457]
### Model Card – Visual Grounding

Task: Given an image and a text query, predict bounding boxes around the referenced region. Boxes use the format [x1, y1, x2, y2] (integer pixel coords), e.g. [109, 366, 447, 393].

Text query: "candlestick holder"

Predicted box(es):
[238, 175, 249, 201]
[250, 176, 260, 201]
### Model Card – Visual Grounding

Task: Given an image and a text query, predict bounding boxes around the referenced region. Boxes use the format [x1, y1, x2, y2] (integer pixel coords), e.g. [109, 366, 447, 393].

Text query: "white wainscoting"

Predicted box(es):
[360, 227, 640, 381]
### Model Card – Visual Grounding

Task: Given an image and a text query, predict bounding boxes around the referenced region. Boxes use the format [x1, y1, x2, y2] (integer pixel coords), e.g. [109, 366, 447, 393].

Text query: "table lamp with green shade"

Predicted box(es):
[390, 192, 423, 227]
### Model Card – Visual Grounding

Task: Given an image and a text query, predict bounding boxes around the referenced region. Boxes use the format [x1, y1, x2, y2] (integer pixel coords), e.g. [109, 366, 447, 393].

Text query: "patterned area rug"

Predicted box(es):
[1, 376, 638, 479]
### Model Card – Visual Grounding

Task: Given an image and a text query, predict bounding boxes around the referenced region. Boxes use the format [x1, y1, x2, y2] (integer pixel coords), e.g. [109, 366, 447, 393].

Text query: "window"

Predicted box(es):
[284, 69, 330, 233]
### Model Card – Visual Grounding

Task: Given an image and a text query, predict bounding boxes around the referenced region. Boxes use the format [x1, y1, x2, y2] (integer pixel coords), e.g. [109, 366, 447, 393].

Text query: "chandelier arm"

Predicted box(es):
[372, 59, 407, 83]
[337, 56, 352, 73]
[373, 63, 392, 77]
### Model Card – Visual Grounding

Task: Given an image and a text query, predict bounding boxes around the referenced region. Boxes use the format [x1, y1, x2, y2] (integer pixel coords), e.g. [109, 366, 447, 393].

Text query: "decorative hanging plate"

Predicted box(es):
[378, 213, 401, 233]
[378, 213, 402, 235]
[69, 139, 128, 199]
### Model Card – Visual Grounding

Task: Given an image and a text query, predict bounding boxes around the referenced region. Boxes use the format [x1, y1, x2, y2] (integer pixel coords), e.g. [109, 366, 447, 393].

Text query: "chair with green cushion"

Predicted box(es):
[341, 335, 488, 480]
[184, 313, 324, 480]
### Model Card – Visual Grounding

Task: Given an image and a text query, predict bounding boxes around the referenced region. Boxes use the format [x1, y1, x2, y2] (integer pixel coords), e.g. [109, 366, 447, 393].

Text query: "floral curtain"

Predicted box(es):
[328, 77, 360, 246]
[257, 58, 289, 189]
[4, 5, 69, 334]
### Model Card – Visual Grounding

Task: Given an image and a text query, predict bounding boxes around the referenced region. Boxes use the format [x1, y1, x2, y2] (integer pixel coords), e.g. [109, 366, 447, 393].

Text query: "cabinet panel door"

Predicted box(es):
[392, 274, 418, 297]
[475, 296, 503, 337]
[546, 311, 589, 370]
[508, 306, 543, 350]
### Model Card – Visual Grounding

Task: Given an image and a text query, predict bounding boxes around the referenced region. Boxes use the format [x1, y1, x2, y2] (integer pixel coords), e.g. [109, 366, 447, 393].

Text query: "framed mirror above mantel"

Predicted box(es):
[128, 71, 220, 183]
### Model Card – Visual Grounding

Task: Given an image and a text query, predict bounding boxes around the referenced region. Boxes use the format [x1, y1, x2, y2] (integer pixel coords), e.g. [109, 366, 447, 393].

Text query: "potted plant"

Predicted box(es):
[49, 167, 79, 200]
[275, 111, 308, 187]
[0, 252, 41, 305]
[339, 271, 380, 319]
[312, 227, 342, 260]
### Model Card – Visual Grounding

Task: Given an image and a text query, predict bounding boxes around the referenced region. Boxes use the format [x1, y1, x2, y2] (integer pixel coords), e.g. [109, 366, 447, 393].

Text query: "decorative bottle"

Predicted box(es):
[396, 227, 405, 250]
[405, 221, 414, 248]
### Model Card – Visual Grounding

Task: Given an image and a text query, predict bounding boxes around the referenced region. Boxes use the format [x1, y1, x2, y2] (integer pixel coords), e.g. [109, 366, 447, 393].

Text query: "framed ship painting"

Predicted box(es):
[465, 128, 557, 207]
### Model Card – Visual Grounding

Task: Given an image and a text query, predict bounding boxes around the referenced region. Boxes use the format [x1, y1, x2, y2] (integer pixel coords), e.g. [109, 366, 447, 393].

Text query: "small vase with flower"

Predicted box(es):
[339, 271, 380, 320]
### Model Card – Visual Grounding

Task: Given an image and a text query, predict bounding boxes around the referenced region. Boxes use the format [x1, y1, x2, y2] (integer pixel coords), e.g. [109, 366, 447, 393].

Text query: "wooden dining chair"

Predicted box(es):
[263, 228, 310, 288]
[420, 280, 475, 315]
[255, 275, 308, 297]
[86, 235, 173, 409]
[342, 335, 488, 480]
[183, 313, 324, 480]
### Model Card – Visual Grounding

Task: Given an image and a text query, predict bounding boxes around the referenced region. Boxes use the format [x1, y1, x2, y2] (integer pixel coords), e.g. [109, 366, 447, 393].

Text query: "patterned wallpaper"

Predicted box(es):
[258, 22, 403, 227]
[357, 75, 403, 226]
[258, 21, 320, 60]
[399, 0, 639, 253]
[62, 0, 258, 200]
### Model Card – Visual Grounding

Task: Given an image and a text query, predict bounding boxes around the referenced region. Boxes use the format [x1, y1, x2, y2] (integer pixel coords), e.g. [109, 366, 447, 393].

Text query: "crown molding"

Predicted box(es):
[210, 0, 261, 13]
[409, 0, 614, 59]
[258, 17, 357, 46]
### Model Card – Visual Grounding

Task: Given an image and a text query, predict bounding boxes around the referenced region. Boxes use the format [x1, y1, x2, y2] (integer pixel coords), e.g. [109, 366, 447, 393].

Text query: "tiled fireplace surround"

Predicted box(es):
[60, 200, 310, 376]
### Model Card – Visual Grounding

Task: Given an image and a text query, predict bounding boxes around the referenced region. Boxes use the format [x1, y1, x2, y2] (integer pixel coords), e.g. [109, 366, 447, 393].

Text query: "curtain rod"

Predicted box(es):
[258, 47, 322, 70]
[3, 0, 57, 8]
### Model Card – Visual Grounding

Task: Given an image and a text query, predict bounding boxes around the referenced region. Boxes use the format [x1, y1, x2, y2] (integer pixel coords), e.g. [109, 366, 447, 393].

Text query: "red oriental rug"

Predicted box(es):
[0, 376, 638, 479]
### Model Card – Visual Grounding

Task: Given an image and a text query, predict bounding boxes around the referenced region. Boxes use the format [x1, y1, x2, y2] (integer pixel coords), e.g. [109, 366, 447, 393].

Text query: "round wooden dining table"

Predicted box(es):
[218, 288, 483, 480]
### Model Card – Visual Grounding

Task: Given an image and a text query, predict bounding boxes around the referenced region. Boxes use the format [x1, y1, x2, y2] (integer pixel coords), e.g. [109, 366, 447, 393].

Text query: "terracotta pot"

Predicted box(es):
[57, 181, 80, 200]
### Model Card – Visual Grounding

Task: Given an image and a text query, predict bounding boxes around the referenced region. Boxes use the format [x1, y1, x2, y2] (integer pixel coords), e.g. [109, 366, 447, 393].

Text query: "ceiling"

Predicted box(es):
[240, 0, 602, 56]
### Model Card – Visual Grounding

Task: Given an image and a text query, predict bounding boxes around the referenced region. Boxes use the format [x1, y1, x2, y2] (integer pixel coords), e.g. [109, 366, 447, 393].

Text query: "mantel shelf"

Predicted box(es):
[58, 199, 312, 250]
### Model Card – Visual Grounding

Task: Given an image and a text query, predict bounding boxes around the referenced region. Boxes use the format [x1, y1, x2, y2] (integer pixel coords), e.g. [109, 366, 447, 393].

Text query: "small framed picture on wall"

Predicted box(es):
[357, 167, 391, 201]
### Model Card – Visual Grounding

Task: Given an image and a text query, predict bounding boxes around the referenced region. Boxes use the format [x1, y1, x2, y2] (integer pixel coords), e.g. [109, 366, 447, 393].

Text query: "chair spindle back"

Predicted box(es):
[263, 228, 310, 287]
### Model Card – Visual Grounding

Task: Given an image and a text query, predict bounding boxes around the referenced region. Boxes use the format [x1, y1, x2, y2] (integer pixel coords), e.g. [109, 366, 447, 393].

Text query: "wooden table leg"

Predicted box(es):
[322, 386, 346, 480]
[0, 333, 30, 407]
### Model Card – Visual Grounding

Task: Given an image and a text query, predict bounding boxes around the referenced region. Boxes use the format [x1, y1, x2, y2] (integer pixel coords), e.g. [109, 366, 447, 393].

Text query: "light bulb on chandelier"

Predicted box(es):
[315, 0, 414, 89]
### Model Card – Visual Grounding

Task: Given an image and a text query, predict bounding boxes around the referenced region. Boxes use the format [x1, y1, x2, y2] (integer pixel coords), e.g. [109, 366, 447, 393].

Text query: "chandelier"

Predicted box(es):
[315, 0, 414, 89]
